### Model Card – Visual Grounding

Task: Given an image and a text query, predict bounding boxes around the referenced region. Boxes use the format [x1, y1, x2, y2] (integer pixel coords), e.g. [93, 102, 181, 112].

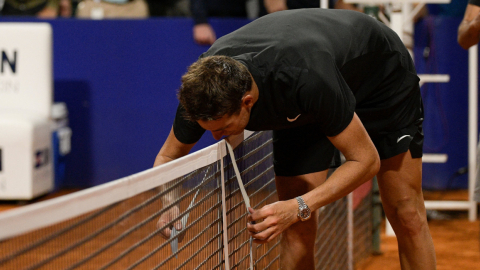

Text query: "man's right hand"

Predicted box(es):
[157, 205, 183, 239]
[471, 13, 480, 33]
[154, 127, 196, 241]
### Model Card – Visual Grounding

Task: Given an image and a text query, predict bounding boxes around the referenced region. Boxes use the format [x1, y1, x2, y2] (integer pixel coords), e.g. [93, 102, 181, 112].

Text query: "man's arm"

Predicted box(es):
[303, 113, 380, 209]
[154, 127, 196, 167]
[189, 0, 216, 45]
[458, 4, 480, 50]
[246, 114, 380, 243]
[155, 127, 196, 238]
[155, 127, 196, 204]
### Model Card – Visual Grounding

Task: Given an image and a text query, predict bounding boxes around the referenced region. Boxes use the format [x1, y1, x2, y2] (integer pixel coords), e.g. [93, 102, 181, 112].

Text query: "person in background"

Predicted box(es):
[75, 0, 149, 18]
[0, 0, 71, 17]
[260, 0, 362, 16]
[457, 0, 480, 204]
[146, 0, 189, 17]
[191, 0, 361, 47]
[59, 0, 71, 16]
[427, 0, 468, 18]
[191, 0, 249, 46]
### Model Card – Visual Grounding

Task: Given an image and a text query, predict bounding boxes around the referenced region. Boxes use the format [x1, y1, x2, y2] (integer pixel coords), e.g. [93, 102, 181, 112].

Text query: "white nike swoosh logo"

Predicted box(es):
[287, 114, 301, 122]
[397, 135, 413, 143]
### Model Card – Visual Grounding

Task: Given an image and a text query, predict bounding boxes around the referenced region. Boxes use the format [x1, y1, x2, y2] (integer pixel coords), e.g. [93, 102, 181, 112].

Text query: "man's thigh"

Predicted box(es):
[275, 170, 328, 200]
[376, 150, 425, 214]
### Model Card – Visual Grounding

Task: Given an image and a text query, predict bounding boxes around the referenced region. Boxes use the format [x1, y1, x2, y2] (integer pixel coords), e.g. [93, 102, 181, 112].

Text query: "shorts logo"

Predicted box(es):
[287, 114, 301, 122]
[397, 135, 413, 143]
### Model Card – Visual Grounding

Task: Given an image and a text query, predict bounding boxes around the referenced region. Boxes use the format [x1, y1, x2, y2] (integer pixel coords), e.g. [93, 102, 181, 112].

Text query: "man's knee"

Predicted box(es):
[280, 224, 316, 269]
[389, 203, 427, 237]
[281, 219, 317, 247]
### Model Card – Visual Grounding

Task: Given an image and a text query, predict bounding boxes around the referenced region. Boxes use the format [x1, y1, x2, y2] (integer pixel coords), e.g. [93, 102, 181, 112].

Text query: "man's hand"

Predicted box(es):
[154, 127, 195, 242]
[471, 13, 480, 34]
[458, 4, 480, 50]
[193, 24, 216, 46]
[263, 0, 288, 13]
[157, 205, 184, 240]
[246, 200, 298, 244]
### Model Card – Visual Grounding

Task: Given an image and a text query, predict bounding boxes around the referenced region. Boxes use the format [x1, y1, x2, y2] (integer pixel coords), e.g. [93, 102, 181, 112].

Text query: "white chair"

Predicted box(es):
[0, 23, 54, 200]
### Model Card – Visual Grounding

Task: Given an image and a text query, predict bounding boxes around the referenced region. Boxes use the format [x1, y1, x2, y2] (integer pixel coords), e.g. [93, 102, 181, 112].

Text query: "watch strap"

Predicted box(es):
[296, 196, 307, 209]
[295, 196, 311, 221]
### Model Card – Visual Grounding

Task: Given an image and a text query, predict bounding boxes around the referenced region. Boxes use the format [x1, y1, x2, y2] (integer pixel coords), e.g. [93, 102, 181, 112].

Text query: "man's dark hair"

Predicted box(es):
[178, 55, 252, 121]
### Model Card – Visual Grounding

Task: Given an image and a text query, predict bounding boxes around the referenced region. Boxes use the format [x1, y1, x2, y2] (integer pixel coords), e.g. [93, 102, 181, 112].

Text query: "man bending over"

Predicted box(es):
[155, 9, 436, 270]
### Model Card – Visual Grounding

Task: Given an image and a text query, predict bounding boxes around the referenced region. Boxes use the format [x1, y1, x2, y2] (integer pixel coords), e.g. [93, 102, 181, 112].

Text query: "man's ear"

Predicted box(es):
[242, 94, 254, 108]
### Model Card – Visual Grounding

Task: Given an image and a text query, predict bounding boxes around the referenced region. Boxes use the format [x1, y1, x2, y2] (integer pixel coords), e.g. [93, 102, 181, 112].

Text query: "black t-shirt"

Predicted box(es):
[173, 8, 414, 144]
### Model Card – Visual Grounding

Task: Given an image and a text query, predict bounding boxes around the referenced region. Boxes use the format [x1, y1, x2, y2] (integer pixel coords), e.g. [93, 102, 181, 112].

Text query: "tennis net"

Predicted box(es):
[0, 131, 374, 270]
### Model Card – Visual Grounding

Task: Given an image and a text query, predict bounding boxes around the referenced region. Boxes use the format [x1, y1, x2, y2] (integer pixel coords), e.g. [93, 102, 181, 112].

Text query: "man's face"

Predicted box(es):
[197, 106, 251, 140]
[196, 89, 256, 140]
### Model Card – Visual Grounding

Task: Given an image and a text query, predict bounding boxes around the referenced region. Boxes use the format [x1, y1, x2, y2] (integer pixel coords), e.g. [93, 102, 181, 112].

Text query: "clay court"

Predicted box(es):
[360, 190, 480, 270]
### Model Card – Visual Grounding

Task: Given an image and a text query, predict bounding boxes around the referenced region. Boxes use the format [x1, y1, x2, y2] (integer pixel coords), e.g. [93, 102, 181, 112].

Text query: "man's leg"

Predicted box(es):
[275, 170, 328, 270]
[377, 150, 436, 270]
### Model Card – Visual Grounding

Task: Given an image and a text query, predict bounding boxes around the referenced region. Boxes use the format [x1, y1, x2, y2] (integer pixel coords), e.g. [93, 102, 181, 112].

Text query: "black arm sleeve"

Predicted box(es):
[173, 104, 206, 144]
[190, 0, 209, 25]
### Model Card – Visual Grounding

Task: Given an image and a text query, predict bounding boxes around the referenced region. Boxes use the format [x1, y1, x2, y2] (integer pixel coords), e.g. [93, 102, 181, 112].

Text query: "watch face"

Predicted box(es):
[300, 208, 310, 218]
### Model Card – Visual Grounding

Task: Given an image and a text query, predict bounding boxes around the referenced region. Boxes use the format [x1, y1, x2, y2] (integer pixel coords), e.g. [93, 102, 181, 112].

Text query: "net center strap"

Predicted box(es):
[225, 140, 255, 270]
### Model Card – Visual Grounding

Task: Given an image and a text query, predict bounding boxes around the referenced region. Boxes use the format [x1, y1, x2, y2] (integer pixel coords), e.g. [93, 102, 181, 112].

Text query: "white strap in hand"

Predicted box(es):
[225, 140, 255, 270]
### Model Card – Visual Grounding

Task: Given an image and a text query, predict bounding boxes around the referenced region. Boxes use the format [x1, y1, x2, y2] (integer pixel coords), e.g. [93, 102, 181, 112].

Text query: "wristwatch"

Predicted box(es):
[295, 196, 311, 221]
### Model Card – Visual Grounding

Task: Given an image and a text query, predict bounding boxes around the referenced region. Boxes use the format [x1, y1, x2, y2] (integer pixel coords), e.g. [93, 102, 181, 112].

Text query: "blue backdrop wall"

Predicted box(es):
[1, 18, 250, 187]
[0, 16, 475, 190]
[414, 16, 471, 190]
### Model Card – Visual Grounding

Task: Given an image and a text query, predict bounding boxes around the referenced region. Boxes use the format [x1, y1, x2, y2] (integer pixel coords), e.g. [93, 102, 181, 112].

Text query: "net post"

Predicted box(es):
[347, 192, 354, 270]
[371, 177, 382, 254]
[468, 45, 478, 221]
[320, 0, 328, 9]
[218, 140, 230, 270]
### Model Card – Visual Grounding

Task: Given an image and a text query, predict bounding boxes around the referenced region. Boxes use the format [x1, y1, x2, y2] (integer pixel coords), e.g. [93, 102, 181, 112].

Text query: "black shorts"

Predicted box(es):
[273, 71, 424, 177]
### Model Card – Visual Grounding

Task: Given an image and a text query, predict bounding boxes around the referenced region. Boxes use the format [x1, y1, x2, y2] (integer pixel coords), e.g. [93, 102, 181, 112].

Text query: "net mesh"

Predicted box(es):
[0, 131, 374, 270]
[353, 190, 373, 267]
[314, 197, 349, 270]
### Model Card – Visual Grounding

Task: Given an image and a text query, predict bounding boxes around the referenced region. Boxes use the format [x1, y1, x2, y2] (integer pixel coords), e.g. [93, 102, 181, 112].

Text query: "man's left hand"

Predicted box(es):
[246, 199, 298, 244]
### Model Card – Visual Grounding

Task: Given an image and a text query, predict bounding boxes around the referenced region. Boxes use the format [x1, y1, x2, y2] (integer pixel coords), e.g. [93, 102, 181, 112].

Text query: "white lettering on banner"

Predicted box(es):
[0, 176, 6, 192]
[1, 50, 17, 74]
[0, 50, 20, 94]
[0, 79, 20, 93]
